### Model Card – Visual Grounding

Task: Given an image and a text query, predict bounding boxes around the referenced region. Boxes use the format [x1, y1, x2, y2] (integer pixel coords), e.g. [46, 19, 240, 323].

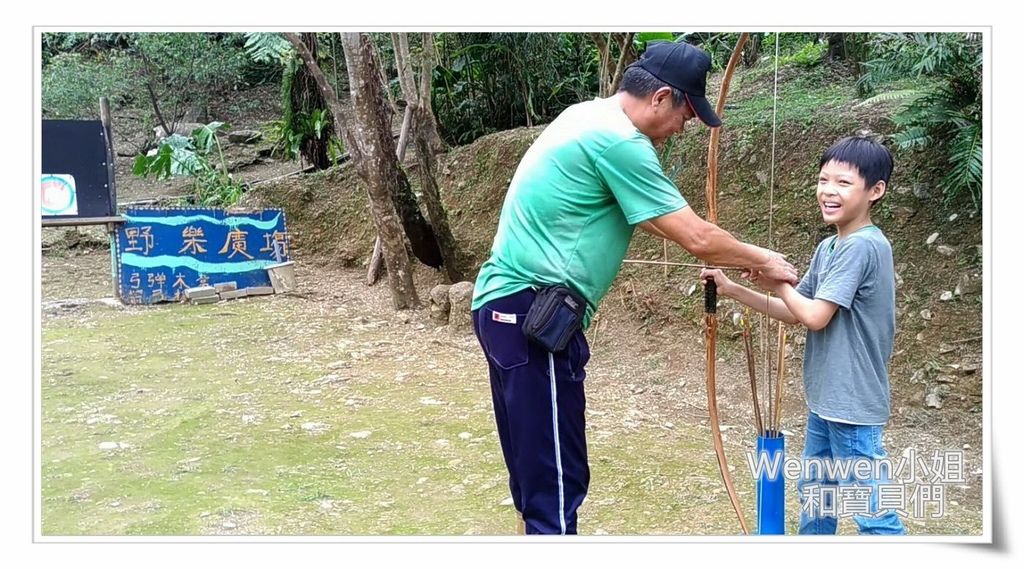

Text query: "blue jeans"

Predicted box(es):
[797, 412, 907, 535]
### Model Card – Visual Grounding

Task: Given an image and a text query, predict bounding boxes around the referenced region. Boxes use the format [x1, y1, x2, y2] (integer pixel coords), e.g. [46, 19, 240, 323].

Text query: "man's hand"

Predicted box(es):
[752, 248, 798, 285]
[647, 209, 798, 285]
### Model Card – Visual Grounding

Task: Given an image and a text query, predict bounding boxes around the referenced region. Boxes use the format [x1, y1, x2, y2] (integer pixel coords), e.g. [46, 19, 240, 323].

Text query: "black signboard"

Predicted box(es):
[41, 119, 116, 220]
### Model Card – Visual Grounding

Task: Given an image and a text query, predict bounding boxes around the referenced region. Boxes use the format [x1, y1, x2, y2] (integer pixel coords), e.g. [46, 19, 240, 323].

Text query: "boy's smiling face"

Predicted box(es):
[817, 159, 886, 234]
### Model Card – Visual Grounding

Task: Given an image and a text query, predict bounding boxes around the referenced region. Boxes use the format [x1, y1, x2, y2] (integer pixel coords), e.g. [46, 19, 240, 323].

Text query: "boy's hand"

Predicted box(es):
[699, 268, 735, 297]
[750, 273, 787, 294]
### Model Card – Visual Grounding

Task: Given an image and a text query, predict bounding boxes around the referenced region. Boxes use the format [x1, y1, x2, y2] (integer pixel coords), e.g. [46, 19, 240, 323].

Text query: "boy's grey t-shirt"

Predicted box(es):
[796, 226, 896, 425]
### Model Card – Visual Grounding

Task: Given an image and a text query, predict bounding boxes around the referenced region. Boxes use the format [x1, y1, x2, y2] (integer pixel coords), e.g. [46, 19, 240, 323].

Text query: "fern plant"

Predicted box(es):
[243, 32, 293, 64]
[133, 122, 246, 206]
[266, 108, 344, 164]
[248, 33, 343, 169]
[856, 33, 982, 207]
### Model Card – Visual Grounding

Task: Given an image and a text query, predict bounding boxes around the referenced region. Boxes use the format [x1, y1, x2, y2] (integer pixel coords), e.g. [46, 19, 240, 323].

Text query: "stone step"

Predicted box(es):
[184, 286, 218, 300]
[191, 295, 220, 305]
[219, 289, 249, 301]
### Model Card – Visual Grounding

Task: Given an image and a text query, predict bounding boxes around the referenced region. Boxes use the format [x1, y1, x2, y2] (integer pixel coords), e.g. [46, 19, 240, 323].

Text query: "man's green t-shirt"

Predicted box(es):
[471, 96, 687, 326]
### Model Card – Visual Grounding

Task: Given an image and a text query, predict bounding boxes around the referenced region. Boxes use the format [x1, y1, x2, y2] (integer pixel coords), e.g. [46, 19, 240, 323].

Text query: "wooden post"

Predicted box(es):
[100, 97, 122, 303]
[107, 222, 120, 302]
[367, 236, 384, 285]
[99, 97, 118, 210]
[663, 239, 669, 280]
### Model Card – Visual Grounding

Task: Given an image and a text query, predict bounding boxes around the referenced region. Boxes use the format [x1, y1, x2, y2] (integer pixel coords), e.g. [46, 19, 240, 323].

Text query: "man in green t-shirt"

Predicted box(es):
[471, 41, 798, 535]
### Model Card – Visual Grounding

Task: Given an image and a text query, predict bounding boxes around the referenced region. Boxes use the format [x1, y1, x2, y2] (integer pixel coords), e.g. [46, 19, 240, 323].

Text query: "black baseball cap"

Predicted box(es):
[632, 41, 721, 128]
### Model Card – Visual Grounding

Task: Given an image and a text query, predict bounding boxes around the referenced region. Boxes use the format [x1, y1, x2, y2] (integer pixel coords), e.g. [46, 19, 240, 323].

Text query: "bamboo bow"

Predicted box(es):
[703, 32, 751, 535]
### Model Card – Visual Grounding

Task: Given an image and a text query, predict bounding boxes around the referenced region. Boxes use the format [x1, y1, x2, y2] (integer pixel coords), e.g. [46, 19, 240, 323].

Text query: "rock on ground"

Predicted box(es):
[430, 284, 453, 325]
[447, 282, 475, 333]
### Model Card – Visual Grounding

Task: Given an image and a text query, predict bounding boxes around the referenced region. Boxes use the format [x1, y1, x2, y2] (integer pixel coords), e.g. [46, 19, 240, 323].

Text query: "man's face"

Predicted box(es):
[816, 160, 885, 227]
[645, 88, 697, 145]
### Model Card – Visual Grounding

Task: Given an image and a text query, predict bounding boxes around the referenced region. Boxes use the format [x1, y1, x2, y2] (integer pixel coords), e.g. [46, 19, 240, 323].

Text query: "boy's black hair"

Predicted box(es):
[819, 137, 894, 206]
[618, 66, 687, 107]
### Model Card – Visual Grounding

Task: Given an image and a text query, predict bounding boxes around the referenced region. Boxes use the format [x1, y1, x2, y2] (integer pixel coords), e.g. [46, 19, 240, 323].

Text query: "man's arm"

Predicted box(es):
[638, 220, 670, 240]
[648, 207, 798, 284]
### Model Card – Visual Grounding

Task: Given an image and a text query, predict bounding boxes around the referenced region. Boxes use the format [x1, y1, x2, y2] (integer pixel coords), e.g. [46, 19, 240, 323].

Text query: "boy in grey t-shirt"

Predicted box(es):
[702, 137, 906, 535]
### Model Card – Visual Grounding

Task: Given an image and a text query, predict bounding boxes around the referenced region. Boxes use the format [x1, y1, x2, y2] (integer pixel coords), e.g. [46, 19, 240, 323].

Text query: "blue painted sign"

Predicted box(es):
[115, 207, 291, 304]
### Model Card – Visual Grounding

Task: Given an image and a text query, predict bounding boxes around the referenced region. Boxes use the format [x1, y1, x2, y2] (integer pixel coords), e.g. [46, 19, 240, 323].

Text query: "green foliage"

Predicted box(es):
[239, 33, 293, 85]
[831, 33, 873, 65]
[688, 33, 745, 70]
[432, 33, 596, 145]
[856, 89, 920, 106]
[857, 33, 983, 206]
[687, 32, 823, 70]
[41, 52, 137, 118]
[266, 108, 344, 163]
[761, 33, 822, 58]
[633, 32, 676, 51]
[41, 32, 132, 64]
[132, 134, 200, 178]
[243, 32, 293, 64]
[779, 40, 827, 68]
[42, 33, 257, 125]
[267, 42, 344, 169]
[130, 33, 250, 112]
[728, 64, 850, 130]
[132, 122, 245, 206]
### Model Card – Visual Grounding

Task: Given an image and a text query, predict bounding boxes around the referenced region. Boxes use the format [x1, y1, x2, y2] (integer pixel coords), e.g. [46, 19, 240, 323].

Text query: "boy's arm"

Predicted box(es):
[770, 234, 876, 331]
[772, 282, 839, 331]
[720, 279, 800, 325]
[703, 268, 839, 330]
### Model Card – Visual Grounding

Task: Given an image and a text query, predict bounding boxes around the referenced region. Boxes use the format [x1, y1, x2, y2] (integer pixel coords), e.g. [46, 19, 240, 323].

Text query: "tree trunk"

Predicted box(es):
[395, 104, 414, 162]
[293, 33, 332, 169]
[290, 33, 443, 271]
[589, 33, 636, 97]
[608, 32, 636, 94]
[392, 32, 445, 157]
[744, 33, 763, 67]
[392, 32, 417, 163]
[392, 32, 468, 282]
[391, 167, 443, 268]
[339, 32, 421, 309]
[370, 34, 400, 118]
[417, 34, 447, 154]
[825, 32, 846, 61]
[348, 36, 442, 270]
[414, 106, 468, 282]
[589, 33, 611, 96]
[284, 34, 362, 168]
[416, 33, 467, 281]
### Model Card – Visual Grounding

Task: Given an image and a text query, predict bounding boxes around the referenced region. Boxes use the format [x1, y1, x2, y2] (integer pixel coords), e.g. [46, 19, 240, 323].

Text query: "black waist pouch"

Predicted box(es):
[522, 285, 587, 353]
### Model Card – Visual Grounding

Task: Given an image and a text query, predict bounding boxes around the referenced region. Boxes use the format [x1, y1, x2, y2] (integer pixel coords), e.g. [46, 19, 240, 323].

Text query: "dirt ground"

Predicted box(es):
[40, 247, 983, 536]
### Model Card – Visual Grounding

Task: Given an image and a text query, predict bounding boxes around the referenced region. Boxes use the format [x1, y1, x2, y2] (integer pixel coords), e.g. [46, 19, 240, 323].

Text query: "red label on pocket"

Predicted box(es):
[491, 311, 517, 324]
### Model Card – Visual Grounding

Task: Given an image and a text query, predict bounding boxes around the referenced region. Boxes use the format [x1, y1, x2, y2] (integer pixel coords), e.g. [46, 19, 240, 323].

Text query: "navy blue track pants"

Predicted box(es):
[472, 289, 591, 535]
